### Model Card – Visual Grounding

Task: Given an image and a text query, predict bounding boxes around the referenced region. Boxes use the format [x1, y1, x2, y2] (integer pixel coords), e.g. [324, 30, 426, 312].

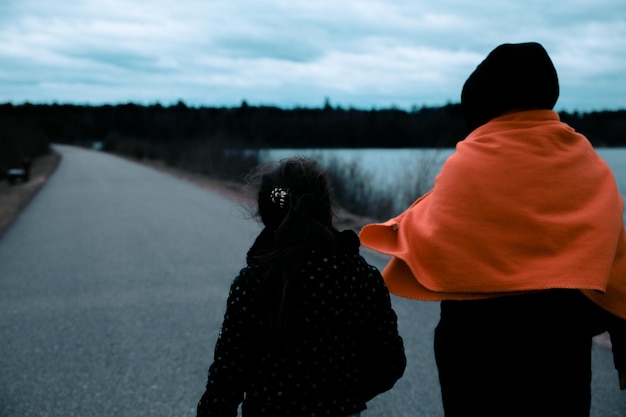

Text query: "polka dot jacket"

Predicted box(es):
[197, 229, 406, 417]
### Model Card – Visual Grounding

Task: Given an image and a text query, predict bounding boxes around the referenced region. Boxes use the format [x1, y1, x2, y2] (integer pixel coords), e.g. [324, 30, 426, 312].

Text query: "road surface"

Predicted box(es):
[0, 145, 624, 416]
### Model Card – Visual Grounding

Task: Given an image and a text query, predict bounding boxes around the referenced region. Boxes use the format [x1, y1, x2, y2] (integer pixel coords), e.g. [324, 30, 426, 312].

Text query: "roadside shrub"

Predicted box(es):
[105, 132, 260, 183]
[323, 156, 395, 219]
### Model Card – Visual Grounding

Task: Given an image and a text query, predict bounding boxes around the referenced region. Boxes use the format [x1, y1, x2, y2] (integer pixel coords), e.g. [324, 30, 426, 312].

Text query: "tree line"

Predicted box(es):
[1, 101, 625, 179]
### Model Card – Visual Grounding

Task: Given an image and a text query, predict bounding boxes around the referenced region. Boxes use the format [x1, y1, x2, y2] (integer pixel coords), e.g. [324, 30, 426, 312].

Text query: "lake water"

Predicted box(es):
[260, 147, 626, 217]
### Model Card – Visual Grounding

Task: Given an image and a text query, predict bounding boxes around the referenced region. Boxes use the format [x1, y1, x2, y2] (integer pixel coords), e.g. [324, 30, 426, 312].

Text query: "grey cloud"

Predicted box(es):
[214, 37, 324, 62]
[0, 0, 624, 111]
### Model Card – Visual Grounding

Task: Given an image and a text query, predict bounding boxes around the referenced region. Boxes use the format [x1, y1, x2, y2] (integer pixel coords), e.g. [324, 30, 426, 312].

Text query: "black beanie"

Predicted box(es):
[461, 42, 559, 131]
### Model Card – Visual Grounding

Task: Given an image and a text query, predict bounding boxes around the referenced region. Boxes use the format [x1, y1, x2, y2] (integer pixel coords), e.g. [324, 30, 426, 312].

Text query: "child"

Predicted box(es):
[197, 157, 406, 417]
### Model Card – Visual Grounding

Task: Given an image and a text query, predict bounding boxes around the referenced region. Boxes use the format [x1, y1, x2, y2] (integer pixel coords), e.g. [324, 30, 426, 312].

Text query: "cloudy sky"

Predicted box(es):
[1, 0, 625, 112]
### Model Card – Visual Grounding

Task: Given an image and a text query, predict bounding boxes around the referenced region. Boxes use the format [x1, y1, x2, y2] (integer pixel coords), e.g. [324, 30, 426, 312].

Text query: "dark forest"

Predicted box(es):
[1, 101, 625, 178]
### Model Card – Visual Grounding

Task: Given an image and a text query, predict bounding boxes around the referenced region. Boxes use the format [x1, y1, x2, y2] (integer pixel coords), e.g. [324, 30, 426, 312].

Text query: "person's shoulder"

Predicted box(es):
[330, 231, 384, 281]
[231, 265, 264, 291]
[335, 229, 380, 267]
[335, 229, 360, 253]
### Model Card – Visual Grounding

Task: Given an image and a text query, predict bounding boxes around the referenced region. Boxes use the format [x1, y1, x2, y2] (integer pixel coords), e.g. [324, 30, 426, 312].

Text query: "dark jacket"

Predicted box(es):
[197, 229, 406, 417]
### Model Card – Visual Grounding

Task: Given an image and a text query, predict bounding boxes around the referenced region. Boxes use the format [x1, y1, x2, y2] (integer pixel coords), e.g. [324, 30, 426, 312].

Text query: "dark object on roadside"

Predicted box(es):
[6, 158, 32, 185]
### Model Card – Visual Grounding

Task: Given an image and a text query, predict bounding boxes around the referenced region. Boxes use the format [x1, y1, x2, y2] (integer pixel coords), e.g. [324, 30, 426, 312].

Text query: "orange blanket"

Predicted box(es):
[360, 110, 626, 319]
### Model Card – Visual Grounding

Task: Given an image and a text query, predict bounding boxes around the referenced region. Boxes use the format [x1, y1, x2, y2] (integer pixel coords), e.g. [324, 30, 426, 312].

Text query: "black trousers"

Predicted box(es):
[434, 290, 593, 417]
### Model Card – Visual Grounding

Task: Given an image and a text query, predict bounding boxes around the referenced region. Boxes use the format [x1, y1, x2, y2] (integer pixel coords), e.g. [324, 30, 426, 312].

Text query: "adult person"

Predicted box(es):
[197, 157, 406, 417]
[360, 42, 626, 417]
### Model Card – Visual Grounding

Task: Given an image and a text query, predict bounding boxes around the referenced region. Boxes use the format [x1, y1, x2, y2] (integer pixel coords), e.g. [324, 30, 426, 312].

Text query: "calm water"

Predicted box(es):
[261, 148, 450, 186]
[260, 147, 626, 219]
[261, 147, 626, 192]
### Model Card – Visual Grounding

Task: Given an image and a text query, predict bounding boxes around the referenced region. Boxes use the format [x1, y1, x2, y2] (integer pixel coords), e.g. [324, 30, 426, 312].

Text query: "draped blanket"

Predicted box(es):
[360, 110, 626, 319]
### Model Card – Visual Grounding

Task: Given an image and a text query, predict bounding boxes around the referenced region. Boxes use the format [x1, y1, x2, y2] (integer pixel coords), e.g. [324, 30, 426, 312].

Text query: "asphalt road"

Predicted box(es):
[1, 145, 624, 417]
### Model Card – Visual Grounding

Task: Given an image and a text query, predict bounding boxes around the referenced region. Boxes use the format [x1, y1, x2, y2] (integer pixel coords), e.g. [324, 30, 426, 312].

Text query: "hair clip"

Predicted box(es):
[270, 187, 289, 209]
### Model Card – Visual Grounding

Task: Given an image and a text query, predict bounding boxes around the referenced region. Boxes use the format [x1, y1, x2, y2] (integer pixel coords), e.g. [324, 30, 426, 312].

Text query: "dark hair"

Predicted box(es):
[245, 157, 338, 345]
[248, 157, 336, 263]
[257, 157, 332, 227]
